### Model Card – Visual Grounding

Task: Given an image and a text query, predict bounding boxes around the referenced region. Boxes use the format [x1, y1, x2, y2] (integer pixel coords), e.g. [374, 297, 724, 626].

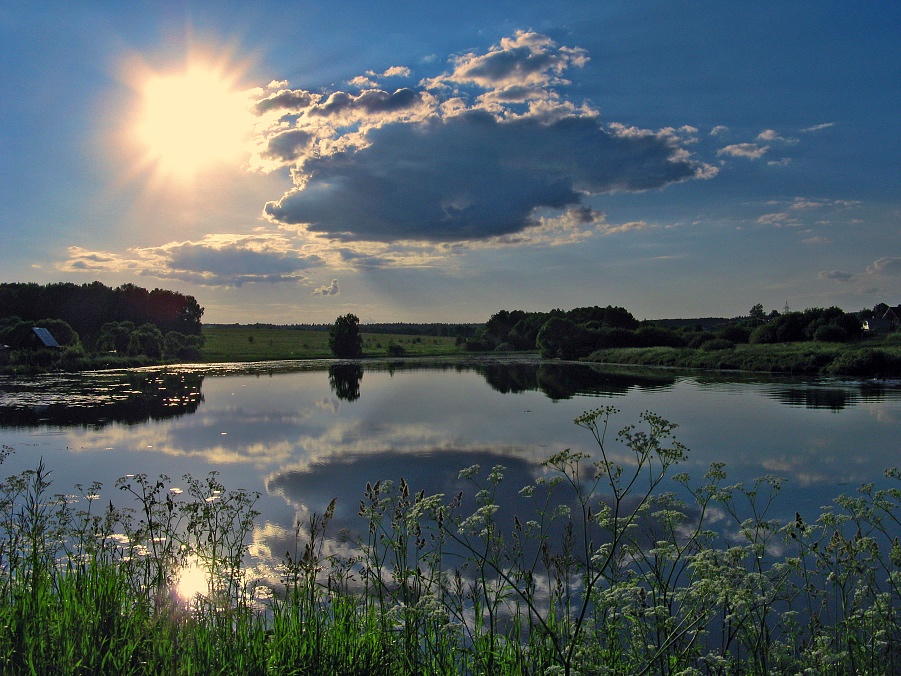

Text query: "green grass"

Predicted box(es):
[200, 326, 463, 362]
[1, 408, 900, 674]
[587, 338, 901, 377]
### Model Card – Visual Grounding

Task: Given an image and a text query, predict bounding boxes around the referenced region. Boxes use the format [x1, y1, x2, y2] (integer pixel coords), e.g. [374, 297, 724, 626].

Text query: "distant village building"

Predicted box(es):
[885, 305, 901, 329]
[28, 327, 61, 349]
[862, 305, 901, 333]
[863, 317, 893, 333]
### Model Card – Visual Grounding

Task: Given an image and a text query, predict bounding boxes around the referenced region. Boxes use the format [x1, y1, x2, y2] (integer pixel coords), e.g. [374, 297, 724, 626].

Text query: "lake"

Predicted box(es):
[1, 358, 899, 586]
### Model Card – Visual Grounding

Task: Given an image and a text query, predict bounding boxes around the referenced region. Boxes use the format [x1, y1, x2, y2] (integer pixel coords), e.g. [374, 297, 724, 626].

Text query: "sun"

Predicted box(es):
[133, 62, 255, 181]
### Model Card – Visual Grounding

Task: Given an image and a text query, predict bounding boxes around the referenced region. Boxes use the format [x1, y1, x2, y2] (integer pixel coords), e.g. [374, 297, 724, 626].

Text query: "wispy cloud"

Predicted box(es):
[717, 143, 768, 159]
[818, 270, 854, 282]
[867, 256, 901, 275]
[800, 122, 835, 133]
[757, 212, 800, 227]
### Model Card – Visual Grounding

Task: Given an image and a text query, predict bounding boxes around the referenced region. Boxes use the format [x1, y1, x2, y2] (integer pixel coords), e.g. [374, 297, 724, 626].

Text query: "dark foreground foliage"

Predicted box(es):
[0, 409, 899, 675]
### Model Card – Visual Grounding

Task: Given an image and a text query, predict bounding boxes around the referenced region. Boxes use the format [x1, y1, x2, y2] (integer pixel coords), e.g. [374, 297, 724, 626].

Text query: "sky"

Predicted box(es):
[1, 1, 899, 324]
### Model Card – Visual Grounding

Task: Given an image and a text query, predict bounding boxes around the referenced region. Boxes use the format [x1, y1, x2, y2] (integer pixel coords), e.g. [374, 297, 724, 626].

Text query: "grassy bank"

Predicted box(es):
[1, 409, 899, 674]
[586, 336, 901, 377]
[200, 325, 463, 362]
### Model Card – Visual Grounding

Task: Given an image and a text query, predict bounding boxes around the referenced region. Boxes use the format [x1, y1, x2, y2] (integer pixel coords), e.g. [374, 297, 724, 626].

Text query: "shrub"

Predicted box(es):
[386, 344, 406, 357]
[717, 323, 752, 343]
[594, 327, 639, 348]
[700, 338, 735, 351]
[750, 323, 779, 344]
[687, 331, 717, 348]
[463, 338, 492, 352]
[813, 323, 850, 343]
[95, 320, 135, 353]
[825, 348, 901, 377]
[127, 323, 164, 359]
[636, 325, 686, 347]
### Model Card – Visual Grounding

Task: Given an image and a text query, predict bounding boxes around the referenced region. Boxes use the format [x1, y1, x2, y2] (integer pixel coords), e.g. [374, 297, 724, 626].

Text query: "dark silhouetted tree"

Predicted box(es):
[329, 314, 363, 358]
[128, 323, 164, 359]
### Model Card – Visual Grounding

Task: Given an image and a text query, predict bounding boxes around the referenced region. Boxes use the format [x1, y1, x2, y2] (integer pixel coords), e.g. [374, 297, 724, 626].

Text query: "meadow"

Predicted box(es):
[1, 408, 899, 674]
[200, 326, 463, 362]
[587, 335, 901, 378]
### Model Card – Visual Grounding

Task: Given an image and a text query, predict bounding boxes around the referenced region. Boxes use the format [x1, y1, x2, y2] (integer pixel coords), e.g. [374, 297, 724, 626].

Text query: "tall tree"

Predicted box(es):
[329, 314, 363, 358]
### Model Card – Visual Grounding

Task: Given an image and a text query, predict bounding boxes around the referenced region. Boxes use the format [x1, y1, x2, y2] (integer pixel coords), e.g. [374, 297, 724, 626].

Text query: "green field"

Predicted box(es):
[586, 335, 901, 377]
[201, 325, 463, 362]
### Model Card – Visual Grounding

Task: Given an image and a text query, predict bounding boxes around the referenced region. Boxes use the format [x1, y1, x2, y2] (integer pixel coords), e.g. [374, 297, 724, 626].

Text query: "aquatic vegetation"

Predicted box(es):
[0, 407, 899, 674]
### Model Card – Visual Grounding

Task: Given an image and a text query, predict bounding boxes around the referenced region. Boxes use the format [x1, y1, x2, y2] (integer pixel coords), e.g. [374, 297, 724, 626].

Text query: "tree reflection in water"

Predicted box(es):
[328, 363, 363, 402]
[0, 371, 204, 428]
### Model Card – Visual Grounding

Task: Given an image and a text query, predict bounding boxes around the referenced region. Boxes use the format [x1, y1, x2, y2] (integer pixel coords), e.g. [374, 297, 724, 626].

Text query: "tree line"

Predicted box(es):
[455, 304, 883, 360]
[0, 281, 203, 344]
[0, 281, 205, 370]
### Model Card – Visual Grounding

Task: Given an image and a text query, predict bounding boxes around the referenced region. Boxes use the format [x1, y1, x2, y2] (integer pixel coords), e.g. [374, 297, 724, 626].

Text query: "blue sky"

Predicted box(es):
[1, 1, 899, 324]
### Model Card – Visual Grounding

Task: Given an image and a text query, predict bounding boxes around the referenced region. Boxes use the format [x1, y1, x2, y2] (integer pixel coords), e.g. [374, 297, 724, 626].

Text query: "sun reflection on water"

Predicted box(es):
[174, 555, 209, 602]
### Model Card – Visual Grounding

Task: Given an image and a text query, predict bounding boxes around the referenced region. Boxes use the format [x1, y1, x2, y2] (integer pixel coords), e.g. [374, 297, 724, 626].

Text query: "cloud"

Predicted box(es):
[867, 257, 901, 275]
[164, 241, 316, 282]
[381, 66, 411, 78]
[63, 31, 722, 280]
[756, 129, 797, 144]
[312, 279, 340, 296]
[347, 66, 412, 88]
[254, 88, 315, 115]
[717, 143, 768, 159]
[757, 212, 799, 227]
[263, 129, 311, 162]
[756, 197, 861, 230]
[429, 30, 589, 91]
[800, 122, 835, 133]
[819, 270, 854, 282]
[308, 88, 428, 118]
[245, 32, 715, 249]
[802, 236, 831, 245]
[790, 197, 859, 210]
[59, 233, 324, 287]
[710, 125, 729, 136]
[265, 111, 710, 242]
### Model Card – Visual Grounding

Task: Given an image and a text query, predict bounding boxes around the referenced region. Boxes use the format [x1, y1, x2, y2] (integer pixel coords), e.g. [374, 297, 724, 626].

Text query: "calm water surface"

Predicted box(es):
[1, 358, 899, 579]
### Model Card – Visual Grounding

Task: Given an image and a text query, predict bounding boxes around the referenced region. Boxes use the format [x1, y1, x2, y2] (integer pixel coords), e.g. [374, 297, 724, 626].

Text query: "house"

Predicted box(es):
[885, 305, 901, 328]
[28, 327, 61, 349]
[863, 317, 893, 333]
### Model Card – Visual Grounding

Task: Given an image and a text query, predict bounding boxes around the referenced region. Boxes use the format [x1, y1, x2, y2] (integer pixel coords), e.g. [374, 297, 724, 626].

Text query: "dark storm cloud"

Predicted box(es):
[264, 111, 706, 242]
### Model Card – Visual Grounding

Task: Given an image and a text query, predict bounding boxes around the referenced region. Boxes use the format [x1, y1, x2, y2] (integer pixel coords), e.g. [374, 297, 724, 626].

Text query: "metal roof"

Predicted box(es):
[32, 327, 61, 348]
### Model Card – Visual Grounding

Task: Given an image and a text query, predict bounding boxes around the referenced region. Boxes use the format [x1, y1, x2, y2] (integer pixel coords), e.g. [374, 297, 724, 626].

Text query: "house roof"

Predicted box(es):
[884, 306, 901, 322]
[32, 327, 61, 348]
